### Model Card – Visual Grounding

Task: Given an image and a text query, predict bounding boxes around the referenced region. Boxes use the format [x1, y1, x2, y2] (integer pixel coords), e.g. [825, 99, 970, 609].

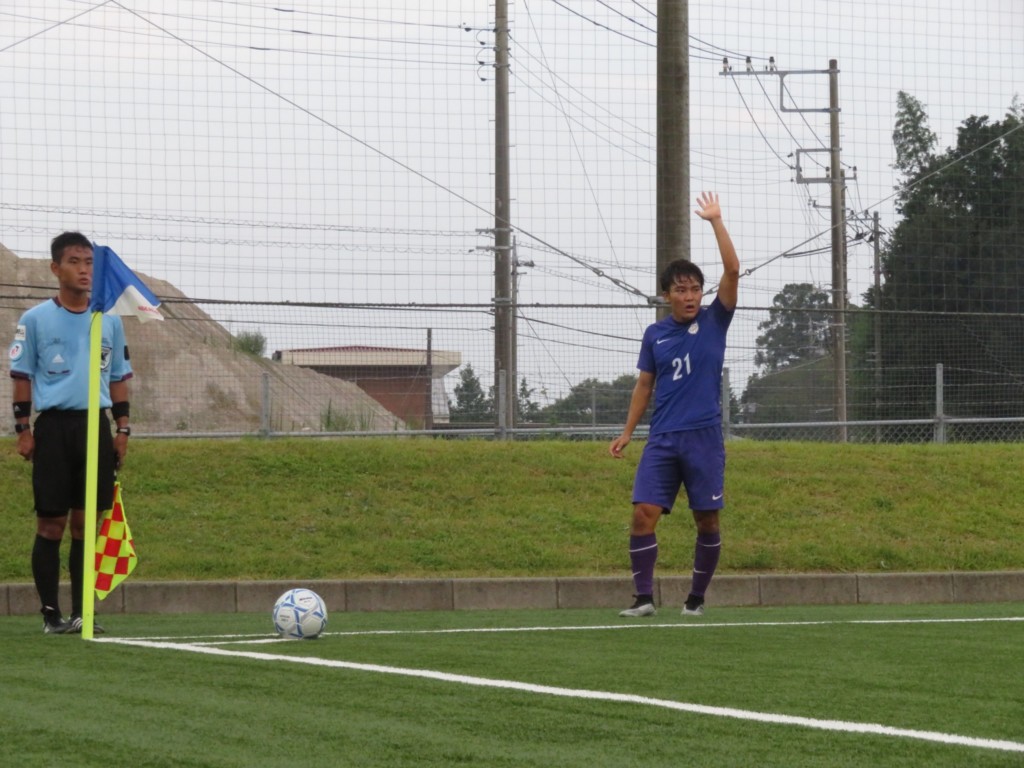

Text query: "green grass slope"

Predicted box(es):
[2, 438, 1023, 581]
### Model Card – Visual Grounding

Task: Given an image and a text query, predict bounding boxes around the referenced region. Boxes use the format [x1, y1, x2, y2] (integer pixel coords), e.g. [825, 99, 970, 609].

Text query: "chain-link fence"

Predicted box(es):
[2, 2, 1022, 444]
[8, 248, 1022, 444]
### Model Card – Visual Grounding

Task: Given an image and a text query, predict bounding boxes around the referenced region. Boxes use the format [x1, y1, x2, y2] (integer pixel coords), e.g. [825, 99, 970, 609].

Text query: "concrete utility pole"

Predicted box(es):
[872, 211, 882, 440]
[827, 60, 848, 440]
[425, 328, 434, 431]
[494, 0, 514, 435]
[726, 58, 851, 440]
[656, 0, 689, 319]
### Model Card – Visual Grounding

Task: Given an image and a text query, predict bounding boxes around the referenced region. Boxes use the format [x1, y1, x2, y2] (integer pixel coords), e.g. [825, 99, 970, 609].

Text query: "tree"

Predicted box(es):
[858, 94, 1024, 429]
[448, 364, 493, 423]
[892, 91, 937, 185]
[741, 283, 835, 427]
[538, 374, 638, 425]
[753, 283, 831, 373]
[517, 377, 541, 422]
[741, 357, 835, 425]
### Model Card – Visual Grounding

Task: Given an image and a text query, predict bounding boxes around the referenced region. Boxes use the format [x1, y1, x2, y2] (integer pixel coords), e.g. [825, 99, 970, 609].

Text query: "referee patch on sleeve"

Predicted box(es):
[15, 324, 26, 341]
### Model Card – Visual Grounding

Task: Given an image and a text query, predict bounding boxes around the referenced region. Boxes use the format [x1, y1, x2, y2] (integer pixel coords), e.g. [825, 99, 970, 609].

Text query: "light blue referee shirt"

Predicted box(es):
[8, 298, 133, 410]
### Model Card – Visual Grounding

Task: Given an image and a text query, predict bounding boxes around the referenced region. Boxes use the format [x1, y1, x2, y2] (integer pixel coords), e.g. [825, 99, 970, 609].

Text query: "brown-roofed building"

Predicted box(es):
[272, 345, 461, 428]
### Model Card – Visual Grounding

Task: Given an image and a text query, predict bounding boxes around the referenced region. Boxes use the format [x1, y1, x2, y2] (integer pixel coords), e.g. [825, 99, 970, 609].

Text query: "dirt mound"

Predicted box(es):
[1, 244, 402, 434]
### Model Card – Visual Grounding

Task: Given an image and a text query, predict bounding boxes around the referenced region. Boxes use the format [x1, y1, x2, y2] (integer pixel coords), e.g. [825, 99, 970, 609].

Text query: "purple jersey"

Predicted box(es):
[637, 297, 733, 435]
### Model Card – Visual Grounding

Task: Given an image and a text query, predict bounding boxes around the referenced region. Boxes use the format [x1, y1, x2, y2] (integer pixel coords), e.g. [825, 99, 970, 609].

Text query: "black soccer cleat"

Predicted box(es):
[619, 594, 657, 617]
[682, 594, 705, 617]
[42, 607, 71, 635]
[67, 614, 106, 635]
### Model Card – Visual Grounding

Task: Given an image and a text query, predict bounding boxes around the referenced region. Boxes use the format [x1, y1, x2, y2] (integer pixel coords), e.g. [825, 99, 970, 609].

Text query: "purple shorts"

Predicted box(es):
[632, 425, 725, 513]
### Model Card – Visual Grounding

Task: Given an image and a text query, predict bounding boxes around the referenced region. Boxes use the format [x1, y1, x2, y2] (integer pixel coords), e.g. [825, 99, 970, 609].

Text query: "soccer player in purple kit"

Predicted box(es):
[609, 192, 739, 617]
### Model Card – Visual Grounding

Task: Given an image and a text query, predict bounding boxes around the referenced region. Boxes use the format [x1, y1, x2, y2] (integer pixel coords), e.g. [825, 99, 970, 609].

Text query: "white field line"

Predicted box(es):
[125, 614, 1024, 643]
[96, 617, 1024, 755]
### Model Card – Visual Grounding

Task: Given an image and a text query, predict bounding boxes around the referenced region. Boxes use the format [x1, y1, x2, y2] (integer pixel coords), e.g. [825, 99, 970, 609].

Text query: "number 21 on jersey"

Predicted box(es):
[672, 353, 691, 380]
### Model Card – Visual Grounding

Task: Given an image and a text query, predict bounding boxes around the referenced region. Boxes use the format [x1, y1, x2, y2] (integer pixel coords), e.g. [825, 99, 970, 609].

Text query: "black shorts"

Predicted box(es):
[32, 410, 116, 517]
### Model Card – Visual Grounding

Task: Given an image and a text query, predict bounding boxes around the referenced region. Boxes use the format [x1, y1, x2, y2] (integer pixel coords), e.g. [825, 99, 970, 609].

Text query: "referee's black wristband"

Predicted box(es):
[111, 401, 130, 420]
[13, 401, 31, 419]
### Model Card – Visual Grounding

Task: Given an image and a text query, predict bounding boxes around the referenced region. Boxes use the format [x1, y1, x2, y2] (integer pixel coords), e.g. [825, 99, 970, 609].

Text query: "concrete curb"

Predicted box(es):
[4, 571, 1024, 616]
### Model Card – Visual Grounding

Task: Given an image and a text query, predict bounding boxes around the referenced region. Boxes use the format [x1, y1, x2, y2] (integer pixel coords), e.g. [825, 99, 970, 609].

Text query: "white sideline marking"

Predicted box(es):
[323, 615, 1024, 638]
[125, 614, 1024, 643]
[98, 631, 1024, 754]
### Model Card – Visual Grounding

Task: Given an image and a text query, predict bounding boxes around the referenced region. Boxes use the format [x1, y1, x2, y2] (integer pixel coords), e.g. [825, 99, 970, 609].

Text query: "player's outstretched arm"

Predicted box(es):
[695, 192, 740, 311]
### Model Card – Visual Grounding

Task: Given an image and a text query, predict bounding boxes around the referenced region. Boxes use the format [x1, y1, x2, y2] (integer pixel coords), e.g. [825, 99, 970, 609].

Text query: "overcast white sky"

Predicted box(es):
[1, 0, 1021, 402]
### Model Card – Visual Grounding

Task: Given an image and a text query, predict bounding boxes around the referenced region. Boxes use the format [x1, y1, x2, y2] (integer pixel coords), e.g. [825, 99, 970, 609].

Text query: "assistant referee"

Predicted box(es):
[9, 232, 133, 634]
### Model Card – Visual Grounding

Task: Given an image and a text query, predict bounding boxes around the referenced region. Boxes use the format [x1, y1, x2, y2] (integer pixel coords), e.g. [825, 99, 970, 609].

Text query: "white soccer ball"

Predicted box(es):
[272, 588, 328, 639]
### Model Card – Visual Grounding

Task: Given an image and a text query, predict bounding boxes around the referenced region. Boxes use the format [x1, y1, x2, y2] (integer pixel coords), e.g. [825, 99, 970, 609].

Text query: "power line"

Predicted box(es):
[522, 0, 649, 319]
[592, 0, 656, 35]
[728, 76, 795, 169]
[0, 12, 478, 66]
[549, 0, 653, 47]
[0, 202, 477, 238]
[57, 1, 475, 49]
[508, 36, 655, 141]
[74, 0, 647, 305]
[508, 70, 654, 164]
[0, 0, 111, 55]
[68, 0, 470, 31]
[630, 1, 656, 19]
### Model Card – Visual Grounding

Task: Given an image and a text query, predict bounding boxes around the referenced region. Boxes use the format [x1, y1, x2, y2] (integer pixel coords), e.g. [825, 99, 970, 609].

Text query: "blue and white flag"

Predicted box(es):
[90, 245, 163, 322]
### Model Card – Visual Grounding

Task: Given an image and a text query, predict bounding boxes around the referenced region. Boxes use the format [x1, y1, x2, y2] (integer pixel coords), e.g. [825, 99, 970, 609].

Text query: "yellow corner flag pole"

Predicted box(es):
[81, 311, 103, 640]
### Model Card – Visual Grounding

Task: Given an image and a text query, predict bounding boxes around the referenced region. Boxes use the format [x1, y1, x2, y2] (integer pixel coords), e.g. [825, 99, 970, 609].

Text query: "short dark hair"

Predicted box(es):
[50, 231, 92, 263]
[659, 258, 705, 292]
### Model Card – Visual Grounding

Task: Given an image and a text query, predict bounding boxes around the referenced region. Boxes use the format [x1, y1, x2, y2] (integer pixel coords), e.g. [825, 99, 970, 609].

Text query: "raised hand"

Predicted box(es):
[695, 191, 722, 221]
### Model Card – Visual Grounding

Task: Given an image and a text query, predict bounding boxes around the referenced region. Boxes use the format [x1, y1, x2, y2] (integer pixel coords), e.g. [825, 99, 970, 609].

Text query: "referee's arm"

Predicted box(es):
[12, 376, 34, 460]
[110, 378, 131, 468]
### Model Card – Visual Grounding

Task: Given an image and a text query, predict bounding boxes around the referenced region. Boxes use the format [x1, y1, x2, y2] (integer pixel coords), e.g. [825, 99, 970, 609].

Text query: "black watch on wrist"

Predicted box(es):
[14, 423, 31, 434]
[116, 426, 131, 436]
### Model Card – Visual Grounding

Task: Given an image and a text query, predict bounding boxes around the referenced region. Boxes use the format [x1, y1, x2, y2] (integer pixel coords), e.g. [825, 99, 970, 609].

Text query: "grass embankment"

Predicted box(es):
[1, 438, 1022, 581]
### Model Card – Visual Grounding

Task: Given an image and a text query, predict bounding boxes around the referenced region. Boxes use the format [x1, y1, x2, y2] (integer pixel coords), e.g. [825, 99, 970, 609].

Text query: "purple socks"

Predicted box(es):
[628, 533, 658, 596]
[690, 532, 722, 597]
